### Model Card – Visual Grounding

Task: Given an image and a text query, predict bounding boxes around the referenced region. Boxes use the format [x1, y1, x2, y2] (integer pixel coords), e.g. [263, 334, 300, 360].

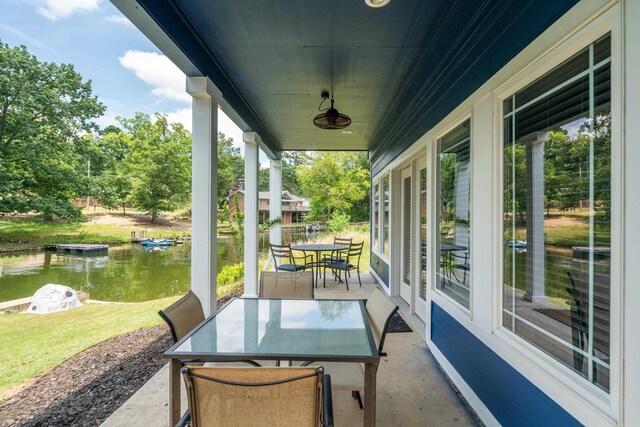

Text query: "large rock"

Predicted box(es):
[27, 284, 81, 314]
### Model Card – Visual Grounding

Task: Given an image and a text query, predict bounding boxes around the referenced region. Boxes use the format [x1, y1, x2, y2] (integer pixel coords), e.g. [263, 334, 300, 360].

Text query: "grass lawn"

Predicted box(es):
[513, 224, 610, 247]
[0, 278, 245, 397]
[0, 217, 189, 249]
[0, 297, 179, 396]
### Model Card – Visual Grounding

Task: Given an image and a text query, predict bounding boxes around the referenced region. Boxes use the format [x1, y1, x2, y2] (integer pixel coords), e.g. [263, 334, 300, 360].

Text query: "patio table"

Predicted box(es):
[291, 243, 349, 286]
[164, 297, 380, 426]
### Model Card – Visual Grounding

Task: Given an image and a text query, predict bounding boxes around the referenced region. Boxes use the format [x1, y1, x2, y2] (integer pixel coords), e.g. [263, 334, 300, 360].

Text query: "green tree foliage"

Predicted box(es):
[257, 151, 310, 194]
[217, 132, 243, 205]
[505, 111, 611, 223]
[298, 152, 370, 223]
[258, 167, 269, 192]
[119, 113, 191, 223]
[328, 211, 350, 232]
[88, 125, 133, 213]
[282, 151, 308, 195]
[0, 41, 105, 220]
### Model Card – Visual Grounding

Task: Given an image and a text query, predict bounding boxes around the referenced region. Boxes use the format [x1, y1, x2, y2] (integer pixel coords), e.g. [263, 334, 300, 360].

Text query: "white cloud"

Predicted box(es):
[119, 50, 190, 103]
[104, 14, 133, 27]
[162, 108, 272, 167]
[165, 108, 192, 132]
[162, 108, 244, 148]
[36, 0, 102, 21]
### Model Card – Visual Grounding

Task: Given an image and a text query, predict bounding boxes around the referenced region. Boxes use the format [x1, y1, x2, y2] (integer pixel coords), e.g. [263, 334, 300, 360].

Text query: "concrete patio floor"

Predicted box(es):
[102, 272, 477, 426]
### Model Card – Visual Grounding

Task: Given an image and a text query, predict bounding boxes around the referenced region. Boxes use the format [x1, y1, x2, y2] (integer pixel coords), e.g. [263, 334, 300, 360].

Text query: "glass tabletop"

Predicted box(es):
[166, 298, 378, 362]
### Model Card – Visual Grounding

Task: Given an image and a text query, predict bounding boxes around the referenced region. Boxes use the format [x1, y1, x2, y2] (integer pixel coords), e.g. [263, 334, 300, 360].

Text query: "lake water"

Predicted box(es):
[0, 230, 312, 303]
[1, 233, 609, 304]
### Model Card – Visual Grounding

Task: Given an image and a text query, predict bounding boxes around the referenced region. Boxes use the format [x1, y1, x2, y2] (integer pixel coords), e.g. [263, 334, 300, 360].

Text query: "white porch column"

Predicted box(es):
[524, 132, 547, 302]
[269, 159, 282, 245]
[243, 132, 259, 297]
[187, 77, 220, 316]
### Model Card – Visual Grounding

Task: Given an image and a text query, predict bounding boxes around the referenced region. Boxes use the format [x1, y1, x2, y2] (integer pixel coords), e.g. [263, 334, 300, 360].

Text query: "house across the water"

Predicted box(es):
[228, 190, 309, 224]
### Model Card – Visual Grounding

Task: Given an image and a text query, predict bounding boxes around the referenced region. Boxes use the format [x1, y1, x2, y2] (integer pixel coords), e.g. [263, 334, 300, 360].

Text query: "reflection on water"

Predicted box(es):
[0, 230, 314, 303]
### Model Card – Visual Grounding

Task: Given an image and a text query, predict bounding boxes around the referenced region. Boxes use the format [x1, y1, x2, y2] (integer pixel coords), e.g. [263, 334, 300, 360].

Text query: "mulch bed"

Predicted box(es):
[0, 289, 242, 427]
[0, 324, 172, 427]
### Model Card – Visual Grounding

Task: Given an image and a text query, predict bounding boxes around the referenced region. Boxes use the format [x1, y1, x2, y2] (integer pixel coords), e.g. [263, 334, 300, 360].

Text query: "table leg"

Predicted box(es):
[364, 362, 378, 426]
[169, 358, 181, 426]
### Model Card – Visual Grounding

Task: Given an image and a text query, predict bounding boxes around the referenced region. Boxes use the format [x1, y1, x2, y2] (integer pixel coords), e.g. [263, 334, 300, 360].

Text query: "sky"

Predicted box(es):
[0, 0, 269, 164]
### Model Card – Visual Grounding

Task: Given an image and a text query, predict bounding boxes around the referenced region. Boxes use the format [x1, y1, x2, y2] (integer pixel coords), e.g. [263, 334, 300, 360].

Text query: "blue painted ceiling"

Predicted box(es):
[133, 0, 578, 171]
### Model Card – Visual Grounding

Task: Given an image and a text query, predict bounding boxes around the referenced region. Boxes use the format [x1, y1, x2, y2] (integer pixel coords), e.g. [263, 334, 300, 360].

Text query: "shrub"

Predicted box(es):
[328, 211, 350, 233]
[217, 263, 244, 286]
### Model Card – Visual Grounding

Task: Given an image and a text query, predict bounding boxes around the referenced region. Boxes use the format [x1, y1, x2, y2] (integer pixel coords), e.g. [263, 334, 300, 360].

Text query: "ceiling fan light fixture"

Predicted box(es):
[313, 96, 352, 130]
[365, 0, 391, 8]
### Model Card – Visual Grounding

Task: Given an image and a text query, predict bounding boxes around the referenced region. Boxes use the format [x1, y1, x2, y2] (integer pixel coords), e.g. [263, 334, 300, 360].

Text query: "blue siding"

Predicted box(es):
[371, 252, 389, 288]
[431, 302, 582, 427]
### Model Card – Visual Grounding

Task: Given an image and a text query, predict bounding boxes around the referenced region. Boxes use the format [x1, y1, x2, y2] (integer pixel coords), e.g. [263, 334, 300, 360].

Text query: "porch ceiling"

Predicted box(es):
[119, 0, 578, 163]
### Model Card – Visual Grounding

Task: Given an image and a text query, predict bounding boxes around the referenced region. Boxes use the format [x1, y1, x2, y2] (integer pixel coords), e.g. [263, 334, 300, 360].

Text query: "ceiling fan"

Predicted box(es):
[313, 91, 352, 130]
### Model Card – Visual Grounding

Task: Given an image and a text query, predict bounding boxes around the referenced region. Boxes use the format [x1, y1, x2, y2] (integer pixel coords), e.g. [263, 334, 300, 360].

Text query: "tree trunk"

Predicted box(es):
[151, 213, 158, 224]
[122, 202, 126, 215]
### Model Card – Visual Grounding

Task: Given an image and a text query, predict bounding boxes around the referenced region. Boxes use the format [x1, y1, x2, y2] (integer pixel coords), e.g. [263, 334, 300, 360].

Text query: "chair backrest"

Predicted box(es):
[366, 288, 399, 354]
[270, 243, 295, 269]
[567, 270, 610, 357]
[260, 271, 314, 299]
[182, 366, 323, 427]
[333, 236, 352, 246]
[346, 242, 364, 265]
[158, 291, 205, 343]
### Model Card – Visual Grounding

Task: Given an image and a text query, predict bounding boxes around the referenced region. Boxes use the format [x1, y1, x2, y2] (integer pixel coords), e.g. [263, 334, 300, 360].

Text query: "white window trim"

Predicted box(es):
[491, 4, 621, 421]
[430, 114, 474, 317]
[371, 176, 381, 254]
[371, 171, 391, 264]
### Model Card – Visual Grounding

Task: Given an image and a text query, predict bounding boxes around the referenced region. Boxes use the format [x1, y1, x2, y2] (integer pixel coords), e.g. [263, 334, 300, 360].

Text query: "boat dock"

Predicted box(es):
[44, 244, 109, 254]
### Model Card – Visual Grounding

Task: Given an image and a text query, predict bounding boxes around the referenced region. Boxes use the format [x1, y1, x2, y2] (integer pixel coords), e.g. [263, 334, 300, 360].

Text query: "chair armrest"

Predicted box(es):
[323, 374, 334, 427]
[176, 410, 191, 427]
[293, 252, 314, 262]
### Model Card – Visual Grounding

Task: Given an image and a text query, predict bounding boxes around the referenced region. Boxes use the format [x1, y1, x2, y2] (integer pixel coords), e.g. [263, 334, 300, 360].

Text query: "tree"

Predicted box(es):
[216, 133, 244, 206]
[88, 125, 134, 213]
[0, 41, 105, 220]
[282, 151, 309, 195]
[298, 152, 369, 223]
[123, 113, 191, 223]
[258, 167, 269, 191]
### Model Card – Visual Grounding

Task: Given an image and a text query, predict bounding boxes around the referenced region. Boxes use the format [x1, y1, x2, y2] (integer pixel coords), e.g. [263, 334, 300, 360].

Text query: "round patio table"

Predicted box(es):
[290, 243, 349, 287]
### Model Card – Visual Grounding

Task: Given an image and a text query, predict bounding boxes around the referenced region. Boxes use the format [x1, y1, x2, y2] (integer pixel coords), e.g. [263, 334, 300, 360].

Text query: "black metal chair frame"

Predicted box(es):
[322, 242, 364, 290]
[270, 243, 314, 276]
[322, 237, 353, 282]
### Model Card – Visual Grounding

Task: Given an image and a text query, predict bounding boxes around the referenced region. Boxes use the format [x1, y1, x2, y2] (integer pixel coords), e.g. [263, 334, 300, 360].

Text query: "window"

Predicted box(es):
[420, 166, 428, 300]
[382, 174, 390, 256]
[373, 181, 380, 250]
[436, 120, 472, 308]
[502, 34, 611, 392]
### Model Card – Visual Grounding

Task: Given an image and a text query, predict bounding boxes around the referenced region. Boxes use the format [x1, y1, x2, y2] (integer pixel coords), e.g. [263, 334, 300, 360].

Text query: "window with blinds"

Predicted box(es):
[420, 167, 428, 301]
[382, 174, 390, 256]
[502, 34, 611, 392]
[436, 119, 471, 309]
[403, 176, 411, 285]
[373, 182, 380, 250]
